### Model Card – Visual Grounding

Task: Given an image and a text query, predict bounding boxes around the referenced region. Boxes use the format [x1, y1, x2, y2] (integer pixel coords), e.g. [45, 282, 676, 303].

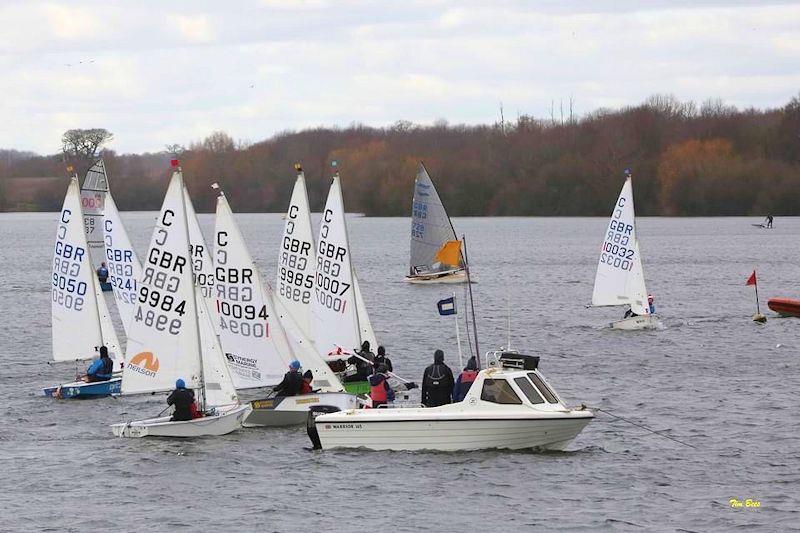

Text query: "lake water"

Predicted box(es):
[1, 213, 798, 532]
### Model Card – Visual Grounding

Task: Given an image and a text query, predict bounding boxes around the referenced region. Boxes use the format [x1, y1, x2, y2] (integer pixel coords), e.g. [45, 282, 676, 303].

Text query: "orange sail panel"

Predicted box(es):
[435, 240, 462, 268]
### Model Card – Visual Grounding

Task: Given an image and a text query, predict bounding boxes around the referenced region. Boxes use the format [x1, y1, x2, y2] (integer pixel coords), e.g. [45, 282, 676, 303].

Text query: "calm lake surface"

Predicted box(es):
[1, 213, 798, 532]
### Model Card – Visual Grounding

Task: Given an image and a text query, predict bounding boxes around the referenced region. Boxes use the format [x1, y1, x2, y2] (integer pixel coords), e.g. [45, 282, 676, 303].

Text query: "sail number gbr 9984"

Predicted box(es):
[134, 210, 187, 335]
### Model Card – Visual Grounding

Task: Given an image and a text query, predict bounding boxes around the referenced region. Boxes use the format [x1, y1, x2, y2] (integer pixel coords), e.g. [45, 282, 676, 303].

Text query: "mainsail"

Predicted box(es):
[103, 192, 143, 335]
[409, 163, 462, 275]
[80, 160, 108, 270]
[121, 171, 202, 395]
[275, 169, 316, 341]
[214, 191, 293, 387]
[196, 284, 239, 407]
[184, 185, 217, 329]
[52, 177, 122, 369]
[312, 176, 362, 359]
[591, 177, 649, 315]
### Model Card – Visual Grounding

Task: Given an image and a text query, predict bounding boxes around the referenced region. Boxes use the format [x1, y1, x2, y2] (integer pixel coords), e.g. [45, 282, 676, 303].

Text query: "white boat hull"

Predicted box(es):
[404, 268, 470, 284]
[111, 404, 250, 438]
[243, 392, 359, 427]
[610, 314, 662, 330]
[315, 412, 593, 452]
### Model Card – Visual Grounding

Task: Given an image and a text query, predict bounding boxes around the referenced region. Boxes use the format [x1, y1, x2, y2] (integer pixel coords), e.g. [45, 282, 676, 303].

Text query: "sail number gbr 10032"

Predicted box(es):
[600, 220, 635, 272]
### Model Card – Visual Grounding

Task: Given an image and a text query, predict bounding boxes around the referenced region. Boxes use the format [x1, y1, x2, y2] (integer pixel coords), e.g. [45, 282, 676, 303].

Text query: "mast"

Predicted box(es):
[462, 234, 480, 367]
[176, 161, 206, 411]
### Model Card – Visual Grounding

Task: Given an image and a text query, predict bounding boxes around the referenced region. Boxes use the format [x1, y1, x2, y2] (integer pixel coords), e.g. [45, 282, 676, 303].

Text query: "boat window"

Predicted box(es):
[514, 377, 544, 404]
[528, 373, 558, 403]
[480, 379, 522, 405]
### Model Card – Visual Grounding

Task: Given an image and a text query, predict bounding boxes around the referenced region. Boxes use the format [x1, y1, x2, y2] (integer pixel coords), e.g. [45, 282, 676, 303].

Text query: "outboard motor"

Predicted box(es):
[306, 405, 341, 450]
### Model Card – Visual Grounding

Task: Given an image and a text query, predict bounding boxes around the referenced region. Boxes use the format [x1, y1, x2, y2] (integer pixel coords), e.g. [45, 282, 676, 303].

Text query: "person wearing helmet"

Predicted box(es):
[299, 370, 314, 394]
[273, 360, 303, 397]
[167, 378, 197, 421]
[373, 346, 393, 373]
[453, 356, 479, 402]
[84, 346, 113, 382]
[368, 364, 394, 408]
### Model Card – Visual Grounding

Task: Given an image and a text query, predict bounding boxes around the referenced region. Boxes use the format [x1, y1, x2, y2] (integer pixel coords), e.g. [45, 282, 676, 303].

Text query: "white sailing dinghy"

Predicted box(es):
[101, 178, 143, 337]
[591, 173, 661, 330]
[405, 163, 467, 284]
[80, 160, 112, 291]
[44, 175, 124, 398]
[309, 352, 594, 451]
[212, 180, 357, 427]
[111, 166, 248, 438]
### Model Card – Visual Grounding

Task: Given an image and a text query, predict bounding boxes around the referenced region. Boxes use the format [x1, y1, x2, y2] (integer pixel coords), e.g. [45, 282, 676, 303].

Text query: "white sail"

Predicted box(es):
[409, 163, 461, 274]
[103, 192, 143, 335]
[312, 176, 362, 360]
[591, 177, 649, 315]
[352, 274, 377, 349]
[51, 178, 106, 362]
[276, 171, 316, 340]
[80, 160, 108, 270]
[95, 277, 124, 371]
[184, 185, 217, 330]
[121, 171, 202, 395]
[214, 192, 293, 387]
[196, 284, 239, 407]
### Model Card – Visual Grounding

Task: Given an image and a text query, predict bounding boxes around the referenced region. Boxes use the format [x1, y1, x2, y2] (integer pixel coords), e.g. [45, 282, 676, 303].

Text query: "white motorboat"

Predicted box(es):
[590, 170, 662, 331]
[404, 163, 469, 284]
[309, 352, 593, 452]
[111, 164, 246, 438]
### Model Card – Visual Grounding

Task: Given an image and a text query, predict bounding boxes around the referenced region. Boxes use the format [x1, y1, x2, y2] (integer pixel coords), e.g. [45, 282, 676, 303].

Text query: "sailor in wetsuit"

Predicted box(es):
[273, 360, 303, 396]
[96, 262, 109, 283]
[84, 346, 113, 382]
[167, 378, 198, 421]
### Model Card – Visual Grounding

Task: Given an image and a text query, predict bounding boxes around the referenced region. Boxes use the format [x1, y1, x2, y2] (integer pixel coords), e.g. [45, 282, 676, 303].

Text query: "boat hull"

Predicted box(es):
[610, 314, 661, 330]
[110, 404, 249, 438]
[404, 268, 470, 284]
[767, 298, 800, 318]
[243, 392, 359, 427]
[43, 377, 121, 399]
[315, 413, 593, 452]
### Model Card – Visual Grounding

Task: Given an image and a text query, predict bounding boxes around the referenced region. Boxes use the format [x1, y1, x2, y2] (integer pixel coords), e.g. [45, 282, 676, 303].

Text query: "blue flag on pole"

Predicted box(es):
[437, 297, 456, 316]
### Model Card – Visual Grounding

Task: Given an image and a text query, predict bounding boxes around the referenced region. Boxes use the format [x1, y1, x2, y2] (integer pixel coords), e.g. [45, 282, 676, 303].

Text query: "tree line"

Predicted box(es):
[1, 93, 799, 215]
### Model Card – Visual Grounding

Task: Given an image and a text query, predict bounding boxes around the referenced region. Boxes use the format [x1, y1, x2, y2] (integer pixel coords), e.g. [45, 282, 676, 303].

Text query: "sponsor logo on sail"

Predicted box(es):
[225, 352, 258, 368]
[128, 351, 160, 378]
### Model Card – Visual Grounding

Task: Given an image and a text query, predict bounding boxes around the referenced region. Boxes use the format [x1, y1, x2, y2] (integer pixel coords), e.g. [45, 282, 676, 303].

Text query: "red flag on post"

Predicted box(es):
[746, 271, 757, 286]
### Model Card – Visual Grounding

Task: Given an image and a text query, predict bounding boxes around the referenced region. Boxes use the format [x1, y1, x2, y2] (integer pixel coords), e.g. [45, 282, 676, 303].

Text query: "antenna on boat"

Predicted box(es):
[462, 234, 480, 367]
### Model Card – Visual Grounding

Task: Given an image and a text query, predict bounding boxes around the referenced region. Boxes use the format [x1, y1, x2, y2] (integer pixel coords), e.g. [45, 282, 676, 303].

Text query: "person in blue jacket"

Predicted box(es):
[647, 294, 656, 314]
[96, 262, 109, 283]
[453, 356, 479, 402]
[85, 346, 113, 382]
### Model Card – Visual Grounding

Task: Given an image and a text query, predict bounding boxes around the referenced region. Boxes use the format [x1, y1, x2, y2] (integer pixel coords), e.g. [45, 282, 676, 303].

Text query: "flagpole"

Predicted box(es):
[454, 292, 463, 369]
[754, 277, 760, 315]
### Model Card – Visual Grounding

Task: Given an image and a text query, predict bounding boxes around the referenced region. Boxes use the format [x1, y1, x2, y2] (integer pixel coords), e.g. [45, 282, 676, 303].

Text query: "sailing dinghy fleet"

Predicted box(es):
[43, 158, 687, 451]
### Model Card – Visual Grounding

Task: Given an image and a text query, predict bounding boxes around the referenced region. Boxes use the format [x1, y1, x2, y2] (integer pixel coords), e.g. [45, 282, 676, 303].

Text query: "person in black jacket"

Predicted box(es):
[422, 349, 455, 407]
[274, 360, 303, 396]
[167, 378, 196, 421]
[373, 346, 393, 373]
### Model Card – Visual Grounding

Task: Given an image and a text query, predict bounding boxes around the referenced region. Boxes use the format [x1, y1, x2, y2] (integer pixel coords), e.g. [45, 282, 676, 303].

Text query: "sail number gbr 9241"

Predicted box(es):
[600, 200, 636, 272]
[315, 209, 351, 314]
[134, 209, 187, 335]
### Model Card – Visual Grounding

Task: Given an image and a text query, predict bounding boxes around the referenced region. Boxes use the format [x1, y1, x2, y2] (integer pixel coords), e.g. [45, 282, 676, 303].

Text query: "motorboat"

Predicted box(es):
[308, 352, 593, 452]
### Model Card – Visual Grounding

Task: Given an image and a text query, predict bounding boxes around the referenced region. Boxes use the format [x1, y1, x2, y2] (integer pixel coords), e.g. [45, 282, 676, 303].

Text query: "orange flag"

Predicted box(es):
[434, 240, 462, 268]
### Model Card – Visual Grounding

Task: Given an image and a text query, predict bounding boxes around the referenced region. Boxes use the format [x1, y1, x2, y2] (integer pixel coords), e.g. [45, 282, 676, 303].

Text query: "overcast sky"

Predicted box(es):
[1, 0, 798, 154]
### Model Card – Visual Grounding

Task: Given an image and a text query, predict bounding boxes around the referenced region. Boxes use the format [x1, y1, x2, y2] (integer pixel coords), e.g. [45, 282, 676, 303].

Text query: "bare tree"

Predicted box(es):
[165, 143, 186, 158]
[62, 128, 114, 160]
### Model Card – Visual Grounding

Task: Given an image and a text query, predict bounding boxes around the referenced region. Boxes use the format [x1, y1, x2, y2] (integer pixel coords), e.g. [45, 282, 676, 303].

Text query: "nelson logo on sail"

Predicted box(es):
[128, 351, 160, 377]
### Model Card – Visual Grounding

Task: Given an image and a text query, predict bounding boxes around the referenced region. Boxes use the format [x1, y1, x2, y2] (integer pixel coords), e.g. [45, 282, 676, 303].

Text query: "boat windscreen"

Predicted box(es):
[514, 377, 544, 404]
[480, 379, 522, 405]
[528, 372, 558, 404]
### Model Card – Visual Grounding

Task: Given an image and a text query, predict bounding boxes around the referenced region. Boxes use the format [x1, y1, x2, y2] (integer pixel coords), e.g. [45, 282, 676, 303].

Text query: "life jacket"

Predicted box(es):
[300, 381, 312, 394]
[369, 376, 388, 403]
[459, 370, 478, 385]
[189, 402, 202, 419]
[101, 357, 114, 376]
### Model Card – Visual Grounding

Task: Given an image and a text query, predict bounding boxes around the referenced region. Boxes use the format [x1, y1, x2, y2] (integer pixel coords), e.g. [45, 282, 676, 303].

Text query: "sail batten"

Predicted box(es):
[591, 177, 649, 315]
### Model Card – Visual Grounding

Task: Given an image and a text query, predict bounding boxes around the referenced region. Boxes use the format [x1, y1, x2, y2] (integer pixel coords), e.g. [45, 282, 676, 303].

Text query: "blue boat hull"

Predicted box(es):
[43, 378, 121, 399]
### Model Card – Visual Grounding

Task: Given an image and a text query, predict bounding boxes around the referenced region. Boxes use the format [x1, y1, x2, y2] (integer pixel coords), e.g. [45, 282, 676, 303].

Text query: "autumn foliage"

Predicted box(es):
[2, 94, 800, 215]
